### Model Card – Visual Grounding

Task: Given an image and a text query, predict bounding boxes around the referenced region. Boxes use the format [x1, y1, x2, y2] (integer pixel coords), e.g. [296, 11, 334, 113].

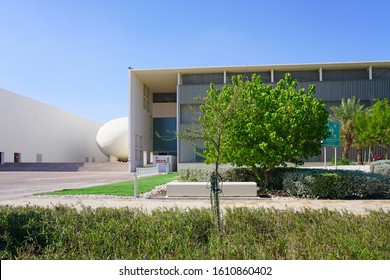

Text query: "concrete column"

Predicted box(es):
[177, 72, 182, 85]
[223, 70, 227, 83]
[176, 81, 181, 166]
[128, 69, 134, 172]
[271, 69, 274, 83]
[368, 66, 373, 80]
[319, 67, 323, 81]
[143, 150, 148, 166]
[150, 152, 154, 163]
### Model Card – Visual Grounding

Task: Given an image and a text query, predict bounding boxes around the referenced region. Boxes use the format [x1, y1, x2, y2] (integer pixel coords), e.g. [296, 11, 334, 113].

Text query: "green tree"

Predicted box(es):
[330, 97, 364, 160]
[198, 83, 237, 175]
[372, 99, 390, 159]
[204, 73, 329, 187]
[355, 108, 377, 163]
[197, 82, 241, 233]
[356, 99, 390, 161]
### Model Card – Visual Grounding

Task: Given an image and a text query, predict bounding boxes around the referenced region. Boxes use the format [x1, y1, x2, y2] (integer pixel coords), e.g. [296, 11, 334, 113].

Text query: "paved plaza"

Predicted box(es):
[0, 165, 389, 214]
[0, 171, 133, 199]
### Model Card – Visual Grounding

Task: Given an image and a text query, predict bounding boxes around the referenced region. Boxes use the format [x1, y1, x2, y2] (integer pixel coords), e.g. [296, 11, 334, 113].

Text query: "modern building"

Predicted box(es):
[0, 88, 108, 164]
[128, 61, 390, 172]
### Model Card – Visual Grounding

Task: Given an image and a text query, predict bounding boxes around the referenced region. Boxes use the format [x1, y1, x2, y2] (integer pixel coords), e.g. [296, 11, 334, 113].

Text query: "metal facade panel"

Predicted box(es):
[182, 73, 224, 85]
[178, 84, 223, 104]
[299, 80, 390, 101]
[323, 69, 368, 81]
[227, 72, 271, 83]
[373, 68, 390, 79]
[274, 70, 319, 82]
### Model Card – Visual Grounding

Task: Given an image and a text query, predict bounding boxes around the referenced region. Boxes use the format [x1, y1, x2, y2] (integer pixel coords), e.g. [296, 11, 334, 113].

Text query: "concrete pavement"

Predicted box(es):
[0, 172, 133, 199]
[0, 164, 388, 214]
[1, 194, 389, 214]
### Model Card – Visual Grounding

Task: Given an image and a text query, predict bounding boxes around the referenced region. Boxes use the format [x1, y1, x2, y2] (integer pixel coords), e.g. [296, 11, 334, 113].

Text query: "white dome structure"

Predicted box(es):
[96, 117, 128, 162]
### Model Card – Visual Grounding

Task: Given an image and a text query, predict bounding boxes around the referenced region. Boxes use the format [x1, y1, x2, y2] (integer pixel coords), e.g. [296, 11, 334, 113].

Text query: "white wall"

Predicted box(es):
[0, 88, 108, 163]
[129, 71, 153, 171]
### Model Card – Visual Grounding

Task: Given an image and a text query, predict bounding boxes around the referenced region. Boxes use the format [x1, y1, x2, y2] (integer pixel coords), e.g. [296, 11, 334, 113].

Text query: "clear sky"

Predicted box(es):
[1, 0, 389, 123]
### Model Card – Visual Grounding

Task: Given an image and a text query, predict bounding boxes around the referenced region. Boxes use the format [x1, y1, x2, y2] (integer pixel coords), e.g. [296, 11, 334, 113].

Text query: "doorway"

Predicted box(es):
[0, 152, 4, 164]
[14, 153, 21, 163]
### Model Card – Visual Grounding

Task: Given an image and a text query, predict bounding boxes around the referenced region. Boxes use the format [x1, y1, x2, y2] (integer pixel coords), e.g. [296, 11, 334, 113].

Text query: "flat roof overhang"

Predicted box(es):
[130, 61, 390, 93]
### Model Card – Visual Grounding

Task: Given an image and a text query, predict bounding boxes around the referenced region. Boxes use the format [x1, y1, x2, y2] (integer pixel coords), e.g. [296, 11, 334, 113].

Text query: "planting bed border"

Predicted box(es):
[166, 181, 257, 197]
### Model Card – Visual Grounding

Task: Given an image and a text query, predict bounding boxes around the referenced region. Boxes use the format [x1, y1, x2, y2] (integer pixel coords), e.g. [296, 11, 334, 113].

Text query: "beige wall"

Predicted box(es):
[0, 88, 108, 163]
[152, 103, 176, 118]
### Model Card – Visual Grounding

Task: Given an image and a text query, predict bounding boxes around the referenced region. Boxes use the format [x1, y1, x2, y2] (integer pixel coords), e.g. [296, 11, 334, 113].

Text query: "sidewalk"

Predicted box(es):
[0, 164, 388, 214]
[0, 195, 389, 215]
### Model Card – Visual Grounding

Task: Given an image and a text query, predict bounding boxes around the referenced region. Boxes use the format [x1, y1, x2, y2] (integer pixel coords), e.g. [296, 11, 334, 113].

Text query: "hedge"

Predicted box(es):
[283, 169, 390, 199]
[370, 160, 390, 176]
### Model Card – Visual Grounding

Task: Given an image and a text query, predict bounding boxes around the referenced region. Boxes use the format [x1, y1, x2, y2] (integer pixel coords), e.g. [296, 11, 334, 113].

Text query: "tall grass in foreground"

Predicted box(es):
[1, 205, 389, 260]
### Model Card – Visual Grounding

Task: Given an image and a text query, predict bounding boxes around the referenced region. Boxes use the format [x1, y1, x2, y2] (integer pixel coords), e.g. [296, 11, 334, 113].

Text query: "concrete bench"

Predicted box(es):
[166, 181, 257, 197]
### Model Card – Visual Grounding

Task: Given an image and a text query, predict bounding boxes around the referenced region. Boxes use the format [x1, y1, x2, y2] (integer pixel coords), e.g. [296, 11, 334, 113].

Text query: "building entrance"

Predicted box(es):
[14, 153, 21, 163]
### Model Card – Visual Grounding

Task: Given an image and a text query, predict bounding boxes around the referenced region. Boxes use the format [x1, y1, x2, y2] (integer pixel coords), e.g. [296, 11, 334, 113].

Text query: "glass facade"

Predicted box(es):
[153, 118, 177, 156]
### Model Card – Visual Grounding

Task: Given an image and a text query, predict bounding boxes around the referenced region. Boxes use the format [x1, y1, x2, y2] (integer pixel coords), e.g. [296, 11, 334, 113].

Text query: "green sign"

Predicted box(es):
[323, 121, 341, 147]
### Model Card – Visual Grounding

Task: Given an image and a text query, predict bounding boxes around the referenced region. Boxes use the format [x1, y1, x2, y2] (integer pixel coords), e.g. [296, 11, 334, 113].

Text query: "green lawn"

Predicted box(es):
[39, 173, 178, 196]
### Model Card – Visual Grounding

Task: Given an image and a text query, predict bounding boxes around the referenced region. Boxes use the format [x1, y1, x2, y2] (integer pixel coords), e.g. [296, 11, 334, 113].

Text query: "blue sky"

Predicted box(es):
[1, 0, 389, 123]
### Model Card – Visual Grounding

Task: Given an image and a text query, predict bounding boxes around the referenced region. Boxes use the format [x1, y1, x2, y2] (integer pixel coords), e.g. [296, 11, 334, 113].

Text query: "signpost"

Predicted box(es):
[322, 121, 341, 168]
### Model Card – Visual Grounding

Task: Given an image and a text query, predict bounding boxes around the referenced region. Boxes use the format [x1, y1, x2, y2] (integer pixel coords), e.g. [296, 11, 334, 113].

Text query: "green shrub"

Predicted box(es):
[179, 167, 256, 183]
[179, 168, 211, 182]
[283, 169, 390, 199]
[258, 167, 297, 190]
[1, 206, 389, 260]
[375, 164, 390, 176]
[336, 158, 352, 165]
[370, 160, 390, 173]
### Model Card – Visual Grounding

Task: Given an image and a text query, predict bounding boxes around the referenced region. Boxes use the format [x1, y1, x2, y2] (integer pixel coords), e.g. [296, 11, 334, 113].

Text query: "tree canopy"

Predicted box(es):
[355, 98, 390, 160]
[199, 73, 329, 184]
[330, 97, 364, 159]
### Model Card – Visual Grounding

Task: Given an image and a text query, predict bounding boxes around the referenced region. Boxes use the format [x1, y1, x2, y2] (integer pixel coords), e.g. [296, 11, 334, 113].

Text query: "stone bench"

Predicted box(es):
[166, 181, 257, 197]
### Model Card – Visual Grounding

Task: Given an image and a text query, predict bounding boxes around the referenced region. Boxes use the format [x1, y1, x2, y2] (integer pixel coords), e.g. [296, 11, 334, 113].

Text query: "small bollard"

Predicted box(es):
[133, 173, 138, 198]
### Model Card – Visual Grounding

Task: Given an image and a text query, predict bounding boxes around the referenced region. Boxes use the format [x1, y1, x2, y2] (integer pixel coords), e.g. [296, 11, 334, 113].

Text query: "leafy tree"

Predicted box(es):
[330, 97, 364, 160]
[372, 99, 390, 159]
[198, 83, 238, 175]
[356, 99, 390, 161]
[355, 108, 378, 163]
[200, 73, 329, 187]
[197, 82, 242, 233]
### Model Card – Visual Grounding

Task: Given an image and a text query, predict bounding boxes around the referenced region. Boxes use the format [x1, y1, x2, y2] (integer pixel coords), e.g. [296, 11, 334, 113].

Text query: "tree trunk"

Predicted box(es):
[342, 145, 350, 159]
[263, 168, 272, 189]
[368, 146, 372, 164]
[357, 144, 363, 165]
[385, 147, 389, 160]
[342, 132, 353, 159]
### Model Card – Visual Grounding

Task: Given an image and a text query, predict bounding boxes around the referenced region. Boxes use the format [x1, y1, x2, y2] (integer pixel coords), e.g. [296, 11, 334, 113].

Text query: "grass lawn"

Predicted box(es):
[39, 173, 178, 196]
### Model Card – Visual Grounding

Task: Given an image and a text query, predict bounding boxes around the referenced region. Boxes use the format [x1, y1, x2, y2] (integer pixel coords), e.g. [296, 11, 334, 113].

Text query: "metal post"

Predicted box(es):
[335, 147, 337, 170]
[210, 172, 222, 235]
[133, 173, 138, 197]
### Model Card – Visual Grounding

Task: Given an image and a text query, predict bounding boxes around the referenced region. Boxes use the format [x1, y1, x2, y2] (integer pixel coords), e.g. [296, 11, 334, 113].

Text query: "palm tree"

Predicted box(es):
[330, 97, 364, 160]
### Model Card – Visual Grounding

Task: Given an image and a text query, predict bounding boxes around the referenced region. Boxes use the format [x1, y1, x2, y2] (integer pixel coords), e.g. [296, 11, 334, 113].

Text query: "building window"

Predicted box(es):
[227, 72, 271, 83]
[182, 73, 224, 85]
[322, 69, 368, 81]
[372, 68, 390, 79]
[143, 85, 152, 112]
[153, 93, 177, 103]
